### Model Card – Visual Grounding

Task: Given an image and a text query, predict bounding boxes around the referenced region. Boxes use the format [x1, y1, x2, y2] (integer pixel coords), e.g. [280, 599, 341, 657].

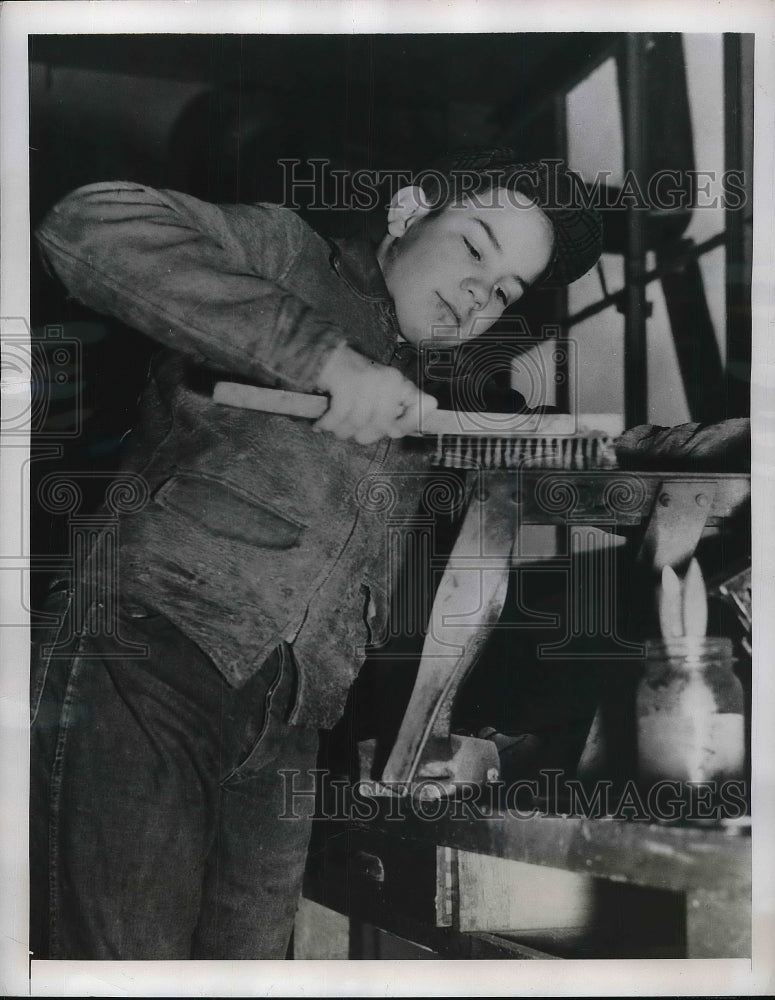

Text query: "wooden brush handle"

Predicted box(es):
[212, 382, 624, 438]
[214, 383, 329, 419]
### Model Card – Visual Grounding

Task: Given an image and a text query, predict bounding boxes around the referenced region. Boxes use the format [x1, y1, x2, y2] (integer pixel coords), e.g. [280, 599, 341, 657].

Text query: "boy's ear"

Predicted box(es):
[386, 185, 433, 237]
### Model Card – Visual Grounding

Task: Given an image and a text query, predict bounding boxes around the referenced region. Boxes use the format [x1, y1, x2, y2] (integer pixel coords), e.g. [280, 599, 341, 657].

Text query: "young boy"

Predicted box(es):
[30, 148, 602, 959]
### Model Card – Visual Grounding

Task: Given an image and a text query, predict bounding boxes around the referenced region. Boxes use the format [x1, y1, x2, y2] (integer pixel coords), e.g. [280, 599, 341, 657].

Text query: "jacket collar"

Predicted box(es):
[327, 228, 417, 367]
[326, 230, 392, 304]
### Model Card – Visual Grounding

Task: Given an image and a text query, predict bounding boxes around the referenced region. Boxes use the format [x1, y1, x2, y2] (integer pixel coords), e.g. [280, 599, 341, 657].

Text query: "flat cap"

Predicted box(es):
[417, 147, 603, 286]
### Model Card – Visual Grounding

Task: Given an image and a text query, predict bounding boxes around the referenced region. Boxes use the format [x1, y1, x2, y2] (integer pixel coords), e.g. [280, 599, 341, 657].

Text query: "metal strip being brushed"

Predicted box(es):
[213, 382, 622, 469]
[380, 477, 518, 790]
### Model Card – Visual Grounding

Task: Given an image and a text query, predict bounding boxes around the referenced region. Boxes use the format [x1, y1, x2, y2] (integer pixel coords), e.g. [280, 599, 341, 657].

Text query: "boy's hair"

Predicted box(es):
[414, 147, 603, 287]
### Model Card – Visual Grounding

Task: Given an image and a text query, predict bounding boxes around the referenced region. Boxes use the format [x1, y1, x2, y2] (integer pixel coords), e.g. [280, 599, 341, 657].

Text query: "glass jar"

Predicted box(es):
[636, 637, 745, 786]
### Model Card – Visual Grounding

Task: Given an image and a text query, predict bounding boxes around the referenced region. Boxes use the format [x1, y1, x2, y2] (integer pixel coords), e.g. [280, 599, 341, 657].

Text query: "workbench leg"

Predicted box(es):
[685, 887, 751, 957]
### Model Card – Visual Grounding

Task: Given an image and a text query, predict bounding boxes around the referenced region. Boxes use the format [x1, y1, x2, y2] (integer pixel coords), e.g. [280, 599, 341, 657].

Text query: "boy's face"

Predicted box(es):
[380, 187, 555, 347]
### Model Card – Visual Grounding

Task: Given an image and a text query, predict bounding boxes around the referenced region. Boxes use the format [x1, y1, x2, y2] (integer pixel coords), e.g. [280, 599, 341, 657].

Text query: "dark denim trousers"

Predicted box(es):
[30, 591, 319, 959]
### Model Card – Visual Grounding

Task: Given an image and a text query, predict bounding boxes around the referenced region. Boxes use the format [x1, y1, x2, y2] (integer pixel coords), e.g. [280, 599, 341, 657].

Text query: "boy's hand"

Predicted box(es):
[314, 342, 437, 445]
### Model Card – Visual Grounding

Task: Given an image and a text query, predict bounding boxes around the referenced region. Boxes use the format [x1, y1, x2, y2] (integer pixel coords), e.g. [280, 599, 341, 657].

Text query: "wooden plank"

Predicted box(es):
[456, 852, 596, 934]
[303, 822, 701, 958]
[357, 807, 751, 896]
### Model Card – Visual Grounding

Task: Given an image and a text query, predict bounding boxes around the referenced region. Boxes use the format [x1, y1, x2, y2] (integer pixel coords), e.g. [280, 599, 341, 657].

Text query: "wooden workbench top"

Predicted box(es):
[344, 801, 751, 895]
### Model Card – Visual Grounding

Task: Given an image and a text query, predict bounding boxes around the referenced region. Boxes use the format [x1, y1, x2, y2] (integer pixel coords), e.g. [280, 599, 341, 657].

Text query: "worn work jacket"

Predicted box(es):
[36, 182, 448, 729]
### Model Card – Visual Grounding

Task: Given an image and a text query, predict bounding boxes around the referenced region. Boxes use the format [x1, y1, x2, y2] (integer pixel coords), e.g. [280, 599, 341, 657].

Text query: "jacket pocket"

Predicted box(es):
[221, 643, 299, 784]
[152, 472, 306, 549]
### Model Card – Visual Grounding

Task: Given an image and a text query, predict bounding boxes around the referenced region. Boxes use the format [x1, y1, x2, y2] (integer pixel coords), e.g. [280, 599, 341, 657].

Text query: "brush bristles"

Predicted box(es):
[431, 435, 618, 470]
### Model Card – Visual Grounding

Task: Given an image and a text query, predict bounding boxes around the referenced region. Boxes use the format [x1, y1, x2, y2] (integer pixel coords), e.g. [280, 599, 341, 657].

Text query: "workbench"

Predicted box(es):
[298, 802, 751, 960]
[296, 468, 751, 960]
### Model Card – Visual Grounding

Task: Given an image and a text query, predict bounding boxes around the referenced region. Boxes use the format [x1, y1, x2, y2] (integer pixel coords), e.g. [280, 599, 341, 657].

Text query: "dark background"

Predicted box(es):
[29, 33, 616, 220]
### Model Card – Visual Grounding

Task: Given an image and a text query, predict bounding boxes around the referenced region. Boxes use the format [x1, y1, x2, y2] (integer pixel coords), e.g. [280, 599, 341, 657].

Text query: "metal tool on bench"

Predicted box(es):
[360, 474, 517, 798]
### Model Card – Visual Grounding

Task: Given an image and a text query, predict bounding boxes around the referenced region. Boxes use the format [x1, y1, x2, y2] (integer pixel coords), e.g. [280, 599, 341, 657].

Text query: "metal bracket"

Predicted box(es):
[636, 478, 718, 573]
[373, 477, 517, 793]
[358, 735, 500, 800]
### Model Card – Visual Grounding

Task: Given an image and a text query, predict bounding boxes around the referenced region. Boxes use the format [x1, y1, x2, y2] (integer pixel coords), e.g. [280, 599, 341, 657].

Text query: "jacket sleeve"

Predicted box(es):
[34, 181, 344, 390]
